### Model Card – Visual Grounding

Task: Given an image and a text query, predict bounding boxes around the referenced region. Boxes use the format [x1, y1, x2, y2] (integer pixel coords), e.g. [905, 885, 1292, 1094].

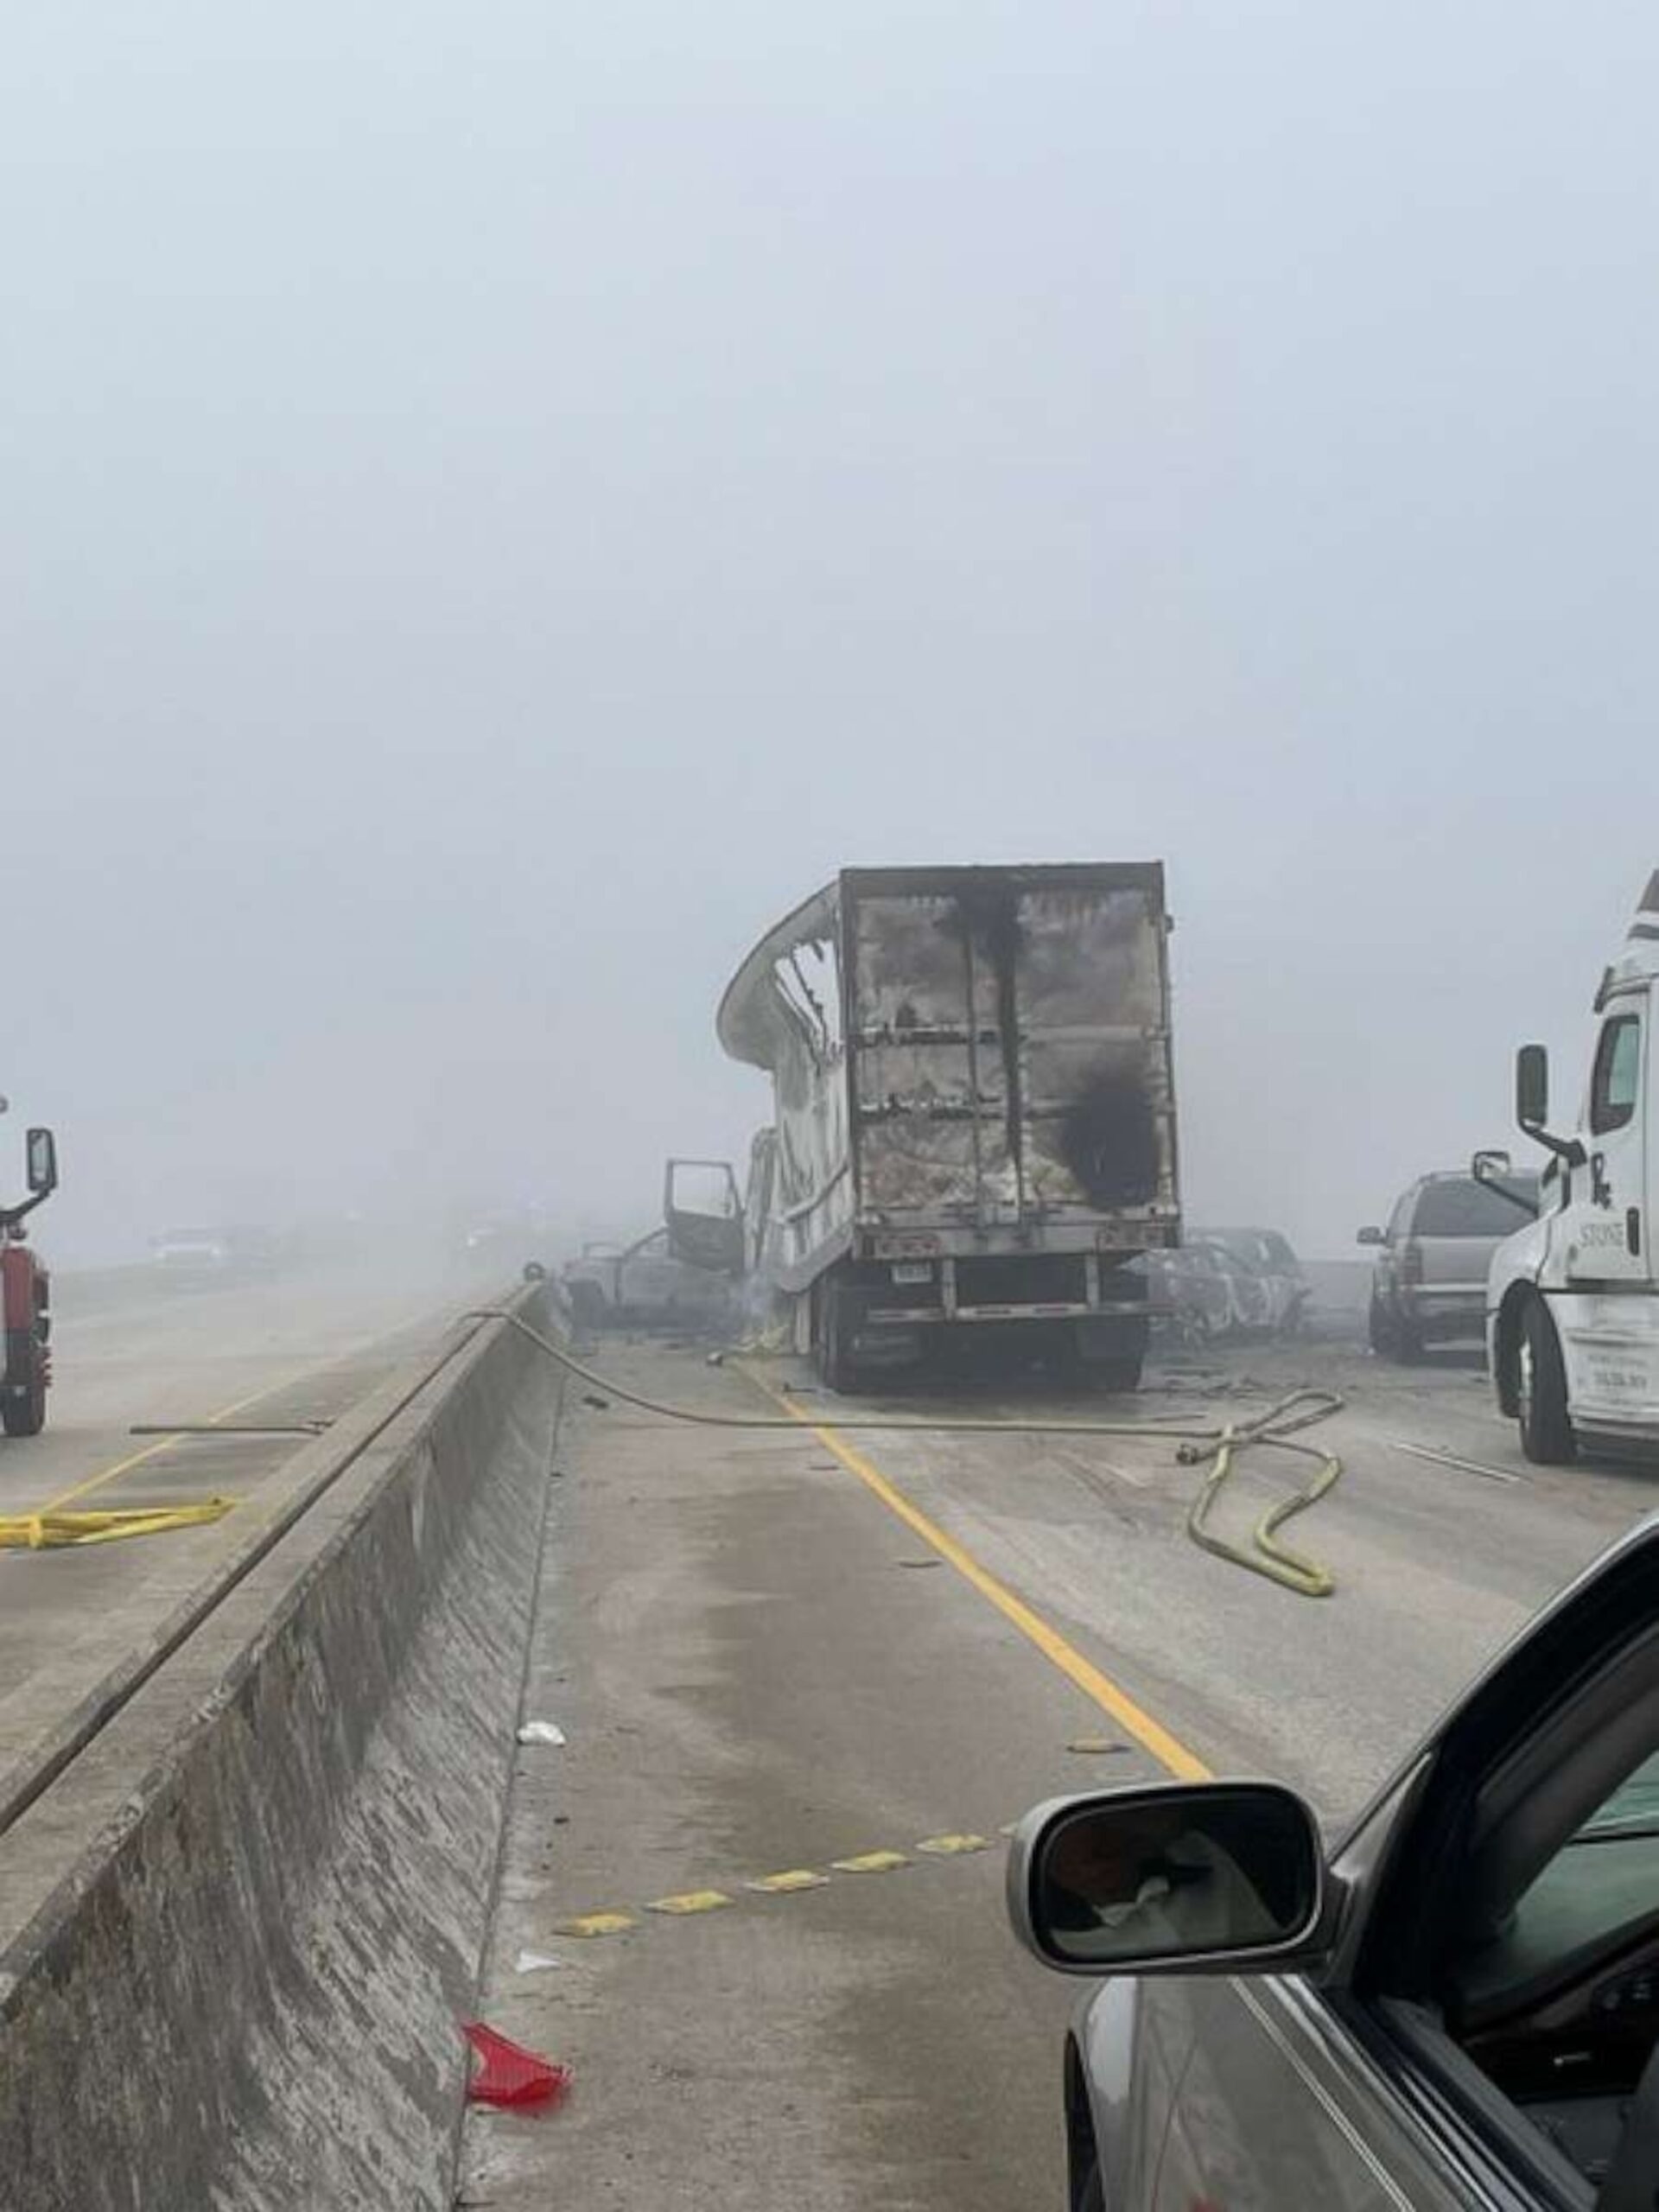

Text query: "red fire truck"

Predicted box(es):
[2, 1110, 59, 1436]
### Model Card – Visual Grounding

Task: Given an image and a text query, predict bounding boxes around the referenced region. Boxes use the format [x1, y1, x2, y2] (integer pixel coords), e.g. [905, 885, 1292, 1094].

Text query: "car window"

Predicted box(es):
[1590, 1014, 1643, 1137]
[1577, 1748, 1659, 1841]
[1413, 1178, 1540, 1238]
[1386, 1189, 1417, 1243]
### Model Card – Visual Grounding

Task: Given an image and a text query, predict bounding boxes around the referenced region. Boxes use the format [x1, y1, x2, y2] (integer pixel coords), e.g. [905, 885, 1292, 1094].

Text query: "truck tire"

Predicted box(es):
[814, 1280, 861, 1395]
[1519, 1297, 1576, 1465]
[1091, 1357, 1143, 1393]
[2, 1338, 46, 1437]
[1369, 1297, 1420, 1361]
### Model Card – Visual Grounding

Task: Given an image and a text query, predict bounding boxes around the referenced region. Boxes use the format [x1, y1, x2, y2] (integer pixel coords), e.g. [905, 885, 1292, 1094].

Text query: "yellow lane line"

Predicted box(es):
[747, 1368, 1212, 1783]
[35, 1369, 327, 1516]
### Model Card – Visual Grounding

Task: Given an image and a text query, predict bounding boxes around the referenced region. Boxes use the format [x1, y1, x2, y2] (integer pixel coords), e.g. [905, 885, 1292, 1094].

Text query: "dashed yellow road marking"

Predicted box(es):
[550, 1819, 1062, 1936]
[556, 1910, 637, 1938]
[743, 1365, 1212, 1783]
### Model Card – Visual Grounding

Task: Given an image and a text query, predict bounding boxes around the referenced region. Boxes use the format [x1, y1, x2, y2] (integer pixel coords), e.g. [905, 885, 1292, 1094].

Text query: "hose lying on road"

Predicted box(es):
[0, 1499, 238, 1550]
[467, 1310, 1346, 1599]
[1176, 1392, 1343, 1599]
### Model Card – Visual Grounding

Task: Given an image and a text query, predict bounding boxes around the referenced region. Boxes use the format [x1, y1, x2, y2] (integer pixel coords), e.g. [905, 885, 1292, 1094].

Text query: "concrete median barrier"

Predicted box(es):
[0, 1287, 564, 2212]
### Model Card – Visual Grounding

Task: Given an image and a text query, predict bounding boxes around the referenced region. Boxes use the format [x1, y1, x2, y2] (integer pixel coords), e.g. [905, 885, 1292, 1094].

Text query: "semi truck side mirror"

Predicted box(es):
[1516, 1045, 1550, 1132]
[1515, 1046, 1586, 1167]
[25, 1128, 58, 1197]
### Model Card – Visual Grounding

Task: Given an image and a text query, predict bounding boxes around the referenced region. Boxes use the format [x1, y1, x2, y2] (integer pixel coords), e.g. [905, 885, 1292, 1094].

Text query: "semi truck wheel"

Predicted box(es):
[814, 1281, 861, 1395]
[1519, 1298, 1576, 1465]
[2, 1339, 46, 1437]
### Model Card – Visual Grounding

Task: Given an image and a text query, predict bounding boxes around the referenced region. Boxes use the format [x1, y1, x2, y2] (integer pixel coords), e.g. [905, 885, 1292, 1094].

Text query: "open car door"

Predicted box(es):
[664, 1159, 746, 1276]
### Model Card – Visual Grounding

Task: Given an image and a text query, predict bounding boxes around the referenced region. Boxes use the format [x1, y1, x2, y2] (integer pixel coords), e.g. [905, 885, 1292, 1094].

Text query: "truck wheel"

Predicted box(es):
[815, 1281, 861, 1395]
[2, 1344, 46, 1437]
[1092, 1357, 1143, 1393]
[1519, 1298, 1576, 1465]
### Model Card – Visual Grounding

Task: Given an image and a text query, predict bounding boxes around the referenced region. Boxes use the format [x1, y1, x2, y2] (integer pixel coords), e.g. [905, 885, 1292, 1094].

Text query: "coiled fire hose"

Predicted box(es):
[467, 1309, 1345, 1599]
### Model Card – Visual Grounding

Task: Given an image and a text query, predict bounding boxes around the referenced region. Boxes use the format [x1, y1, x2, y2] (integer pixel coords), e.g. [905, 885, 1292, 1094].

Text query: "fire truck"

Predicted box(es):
[2, 1106, 59, 1436]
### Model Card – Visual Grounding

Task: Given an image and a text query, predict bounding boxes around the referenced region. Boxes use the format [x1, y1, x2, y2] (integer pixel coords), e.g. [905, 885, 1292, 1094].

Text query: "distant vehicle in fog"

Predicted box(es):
[1192, 1229, 1310, 1336]
[151, 1227, 233, 1272]
[1150, 1229, 1309, 1344]
[150, 1224, 283, 1278]
[561, 1230, 735, 1332]
[1359, 1171, 1540, 1361]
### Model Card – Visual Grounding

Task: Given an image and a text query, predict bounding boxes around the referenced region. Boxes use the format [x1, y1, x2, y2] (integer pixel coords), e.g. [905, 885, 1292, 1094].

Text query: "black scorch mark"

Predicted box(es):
[1058, 1074, 1160, 1207]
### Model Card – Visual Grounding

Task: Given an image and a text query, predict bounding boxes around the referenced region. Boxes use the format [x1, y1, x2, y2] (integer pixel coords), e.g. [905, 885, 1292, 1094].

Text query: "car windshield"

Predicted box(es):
[1414, 1178, 1540, 1237]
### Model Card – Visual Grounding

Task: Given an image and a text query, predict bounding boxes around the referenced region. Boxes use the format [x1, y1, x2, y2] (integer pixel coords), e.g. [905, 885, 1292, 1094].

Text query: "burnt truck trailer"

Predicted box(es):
[715, 864, 1180, 1390]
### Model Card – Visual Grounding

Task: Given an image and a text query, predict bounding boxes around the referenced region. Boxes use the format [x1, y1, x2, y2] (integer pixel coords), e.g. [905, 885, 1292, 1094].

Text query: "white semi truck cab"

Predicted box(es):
[1484, 870, 1659, 1463]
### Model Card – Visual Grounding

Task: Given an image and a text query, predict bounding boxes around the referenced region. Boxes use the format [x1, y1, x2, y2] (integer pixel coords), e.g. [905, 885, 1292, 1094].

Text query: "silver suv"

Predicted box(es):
[1359, 1169, 1539, 1360]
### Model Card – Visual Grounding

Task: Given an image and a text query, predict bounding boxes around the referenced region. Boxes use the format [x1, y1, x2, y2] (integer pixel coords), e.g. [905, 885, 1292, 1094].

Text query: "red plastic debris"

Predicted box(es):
[461, 2021, 571, 2108]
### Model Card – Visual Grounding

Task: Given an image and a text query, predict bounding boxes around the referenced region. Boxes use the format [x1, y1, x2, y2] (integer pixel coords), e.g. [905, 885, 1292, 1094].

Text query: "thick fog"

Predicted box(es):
[6, 3, 1657, 1265]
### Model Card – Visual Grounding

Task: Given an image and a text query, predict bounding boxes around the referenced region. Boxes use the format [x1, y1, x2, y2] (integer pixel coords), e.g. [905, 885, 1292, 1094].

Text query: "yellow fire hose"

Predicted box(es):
[0, 1499, 238, 1551]
[471, 1310, 1346, 1599]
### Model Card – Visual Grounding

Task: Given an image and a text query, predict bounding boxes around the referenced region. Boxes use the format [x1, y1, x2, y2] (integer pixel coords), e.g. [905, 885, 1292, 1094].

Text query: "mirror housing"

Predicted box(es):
[1357, 1226, 1386, 1247]
[1515, 1045, 1586, 1166]
[521, 1260, 549, 1284]
[1007, 1782, 1326, 1978]
[1516, 1044, 1549, 1133]
[25, 1128, 57, 1198]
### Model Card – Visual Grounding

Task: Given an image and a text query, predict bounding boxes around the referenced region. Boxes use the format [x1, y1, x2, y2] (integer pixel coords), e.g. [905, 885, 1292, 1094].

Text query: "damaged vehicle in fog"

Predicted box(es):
[562, 1160, 744, 1333]
[1149, 1227, 1310, 1345]
[710, 864, 1181, 1392]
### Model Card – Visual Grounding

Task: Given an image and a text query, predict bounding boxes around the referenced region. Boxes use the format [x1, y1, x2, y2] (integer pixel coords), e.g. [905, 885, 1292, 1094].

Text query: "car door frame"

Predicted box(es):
[1119, 1520, 1659, 2211]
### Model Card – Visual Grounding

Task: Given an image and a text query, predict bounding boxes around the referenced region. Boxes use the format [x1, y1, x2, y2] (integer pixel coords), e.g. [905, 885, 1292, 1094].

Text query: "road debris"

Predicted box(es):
[1066, 1738, 1131, 1755]
[513, 1949, 566, 1974]
[516, 1721, 567, 1747]
[461, 2022, 570, 2108]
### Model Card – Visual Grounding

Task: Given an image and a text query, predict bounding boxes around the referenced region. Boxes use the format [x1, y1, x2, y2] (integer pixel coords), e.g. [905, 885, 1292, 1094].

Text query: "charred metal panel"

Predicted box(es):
[715, 883, 855, 1287]
[717, 863, 1179, 1294]
[846, 868, 1176, 1226]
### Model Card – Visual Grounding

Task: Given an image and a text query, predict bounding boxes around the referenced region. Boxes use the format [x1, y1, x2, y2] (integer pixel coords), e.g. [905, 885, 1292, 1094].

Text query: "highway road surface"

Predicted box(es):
[460, 1326, 1659, 2212]
[0, 1254, 474, 1802]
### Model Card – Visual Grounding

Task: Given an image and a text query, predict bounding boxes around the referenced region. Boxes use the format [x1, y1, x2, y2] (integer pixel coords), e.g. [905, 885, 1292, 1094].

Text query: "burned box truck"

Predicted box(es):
[711, 864, 1180, 1390]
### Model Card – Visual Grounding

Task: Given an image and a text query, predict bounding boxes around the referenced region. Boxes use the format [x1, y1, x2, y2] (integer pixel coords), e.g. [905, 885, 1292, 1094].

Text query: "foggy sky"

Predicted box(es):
[6, 3, 1658, 1262]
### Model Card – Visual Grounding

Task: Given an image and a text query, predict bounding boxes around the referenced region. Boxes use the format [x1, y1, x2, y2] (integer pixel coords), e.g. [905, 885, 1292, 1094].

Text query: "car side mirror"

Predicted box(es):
[25, 1127, 57, 1197]
[1357, 1226, 1385, 1247]
[1007, 1782, 1325, 1977]
[1471, 1150, 1512, 1184]
[1516, 1044, 1549, 1133]
[522, 1261, 548, 1283]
